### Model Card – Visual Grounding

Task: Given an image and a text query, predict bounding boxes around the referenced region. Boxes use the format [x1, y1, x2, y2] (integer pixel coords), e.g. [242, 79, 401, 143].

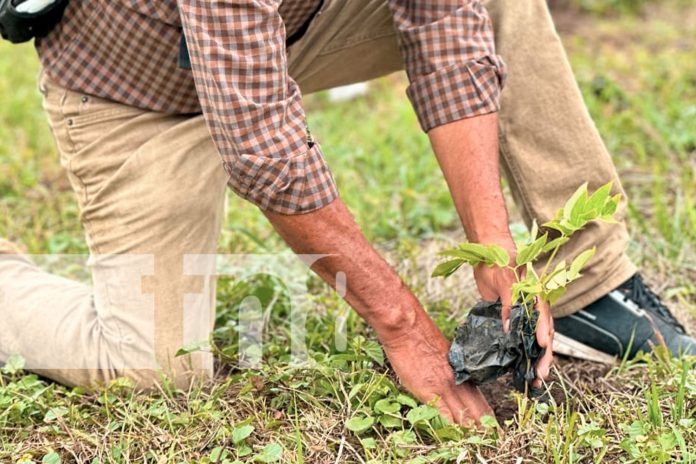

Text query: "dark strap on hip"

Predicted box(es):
[286, 0, 324, 47]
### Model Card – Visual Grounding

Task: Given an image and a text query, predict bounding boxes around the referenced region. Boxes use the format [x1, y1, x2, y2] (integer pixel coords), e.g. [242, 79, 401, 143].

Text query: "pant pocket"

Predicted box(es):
[40, 74, 149, 208]
[62, 93, 147, 155]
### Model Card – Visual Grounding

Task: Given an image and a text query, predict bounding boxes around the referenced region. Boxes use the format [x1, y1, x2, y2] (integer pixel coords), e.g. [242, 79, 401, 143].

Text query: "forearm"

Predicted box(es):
[429, 113, 513, 245]
[263, 199, 426, 341]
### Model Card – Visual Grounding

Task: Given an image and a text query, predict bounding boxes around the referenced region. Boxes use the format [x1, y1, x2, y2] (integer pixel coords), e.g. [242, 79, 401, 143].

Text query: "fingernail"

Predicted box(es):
[504, 319, 510, 333]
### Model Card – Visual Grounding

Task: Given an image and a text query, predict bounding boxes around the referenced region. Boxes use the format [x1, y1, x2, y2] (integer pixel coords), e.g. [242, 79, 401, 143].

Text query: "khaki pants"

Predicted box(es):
[0, 0, 636, 387]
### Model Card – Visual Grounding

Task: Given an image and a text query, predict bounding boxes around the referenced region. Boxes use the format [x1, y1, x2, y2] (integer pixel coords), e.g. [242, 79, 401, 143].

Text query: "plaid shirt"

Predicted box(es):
[36, 1, 506, 214]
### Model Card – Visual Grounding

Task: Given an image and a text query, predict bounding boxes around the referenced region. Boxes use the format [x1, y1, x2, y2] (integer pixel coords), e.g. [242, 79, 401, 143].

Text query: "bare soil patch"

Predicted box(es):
[479, 356, 612, 422]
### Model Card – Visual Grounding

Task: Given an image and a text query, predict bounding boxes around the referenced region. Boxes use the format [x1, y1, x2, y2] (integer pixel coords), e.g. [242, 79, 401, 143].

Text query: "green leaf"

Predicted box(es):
[175, 339, 210, 357]
[543, 260, 567, 291]
[44, 407, 69, 423]
[488, 245, 511, 267]
[348, 383, 365, 400]
[254, 443, 283, 463]
[232, 424, 255, 444]
[516, 233, 548, 266]
[564, 183, 589, 223]
[544, 287, 567, 305]
[360, 437, 377, 450]
[1, 353, 26, 374]
[438, 248, 486, 266]
[379, 415, 403, 428]
[444, 243, 509, 267]
[346, 415, 375, 433]
[584, 182, 613, 217]
[438, 249, 475, 259]
[42, 453, 61, 464]
[545, 269, 567, 291]
[406, 405, 439, 424]
[111, 446, 123, 460]
[210, 447, 227, 462]
[362, 341, 385, 366]
[396, 394, 418, 408]
[389, 430, 417, 446]
[431, 259, 465, 278]
[433, 425, 465, 441]
[601, 193, 622, 220]
[480, 415, 499, 429]
[541, 236, 570, 254]
[542, 219, 574, 236]
[568, 248, 596, 280]
[374, 399, 401, 415]
[658, 432, 677, 451]
[512, 281, 542, 306]
[625, 421, 645, 439]
[511, 283, 521, 308]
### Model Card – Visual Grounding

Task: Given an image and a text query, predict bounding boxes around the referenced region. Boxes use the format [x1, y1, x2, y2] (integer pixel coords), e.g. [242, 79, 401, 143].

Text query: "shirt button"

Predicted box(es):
[81, 96, 89, 103]
[67, 118, 74, 127]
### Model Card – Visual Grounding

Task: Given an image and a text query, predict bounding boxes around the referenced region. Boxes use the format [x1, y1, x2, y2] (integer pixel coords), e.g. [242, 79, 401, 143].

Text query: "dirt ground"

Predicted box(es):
[479, 357, 613, 421]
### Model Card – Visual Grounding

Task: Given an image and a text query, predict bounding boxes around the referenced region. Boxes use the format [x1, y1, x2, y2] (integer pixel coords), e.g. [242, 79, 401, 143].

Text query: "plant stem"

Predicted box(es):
[539, 237, 565, 280]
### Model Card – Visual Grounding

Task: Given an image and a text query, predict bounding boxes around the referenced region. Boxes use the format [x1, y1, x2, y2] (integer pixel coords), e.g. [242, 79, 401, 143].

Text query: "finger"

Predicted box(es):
[443, 393, 475, 427]
[533, 347, 554, 387]
[534, 299, 554, 348]
[433, 398, 455, 425]
[454, 383, 494, 421]
[501, 288, 513, 334]
[534, 299, 554, 385]
[534, 352, 554, 389]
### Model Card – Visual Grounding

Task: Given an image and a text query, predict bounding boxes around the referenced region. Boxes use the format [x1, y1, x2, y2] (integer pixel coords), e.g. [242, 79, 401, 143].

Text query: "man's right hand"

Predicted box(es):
[381, 313, 494, 425]
[264, 199, 494, 426]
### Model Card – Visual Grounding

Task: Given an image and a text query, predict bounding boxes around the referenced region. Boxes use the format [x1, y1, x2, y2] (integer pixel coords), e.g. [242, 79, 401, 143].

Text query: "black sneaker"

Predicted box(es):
[555, 274, 696, 359]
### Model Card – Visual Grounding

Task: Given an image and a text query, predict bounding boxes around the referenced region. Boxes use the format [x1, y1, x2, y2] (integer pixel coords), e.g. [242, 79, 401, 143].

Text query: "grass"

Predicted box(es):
[1, 2, 695, 463]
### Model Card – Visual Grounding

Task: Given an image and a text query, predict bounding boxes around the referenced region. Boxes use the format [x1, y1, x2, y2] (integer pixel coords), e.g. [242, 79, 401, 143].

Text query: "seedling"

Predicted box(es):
[432, 182, 622, 392]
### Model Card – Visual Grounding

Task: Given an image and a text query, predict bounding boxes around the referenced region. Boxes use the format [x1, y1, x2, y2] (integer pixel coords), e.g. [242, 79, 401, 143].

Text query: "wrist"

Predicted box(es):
[366, 288, 423, 345]
[472, 231, 515, 246]
[472, 233, 517, 271]
[459, 197, 513, 247]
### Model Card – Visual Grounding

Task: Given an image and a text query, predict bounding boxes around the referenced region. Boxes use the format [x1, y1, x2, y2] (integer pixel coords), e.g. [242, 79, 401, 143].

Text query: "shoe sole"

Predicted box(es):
[553, 332, 619, 365]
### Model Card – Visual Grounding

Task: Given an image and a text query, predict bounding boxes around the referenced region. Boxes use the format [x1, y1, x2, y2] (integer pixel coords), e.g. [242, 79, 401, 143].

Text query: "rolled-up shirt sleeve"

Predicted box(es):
[387, 1, 507, 132]
[177, 0, 338, 214]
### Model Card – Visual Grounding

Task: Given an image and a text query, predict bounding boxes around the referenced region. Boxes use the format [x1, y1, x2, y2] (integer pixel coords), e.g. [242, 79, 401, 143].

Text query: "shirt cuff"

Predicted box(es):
[406, 55, 508, 133]
[223, 143, 340, 214]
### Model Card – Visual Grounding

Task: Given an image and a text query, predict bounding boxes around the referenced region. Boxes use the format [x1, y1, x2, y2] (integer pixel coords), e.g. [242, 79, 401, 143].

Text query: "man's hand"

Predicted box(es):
[472, 237, 518, 332]
[264, 199, 492, 424]
[382, 312, 493, 425]
[429, 113, 554, 389]
[472, 238, 554, 388]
